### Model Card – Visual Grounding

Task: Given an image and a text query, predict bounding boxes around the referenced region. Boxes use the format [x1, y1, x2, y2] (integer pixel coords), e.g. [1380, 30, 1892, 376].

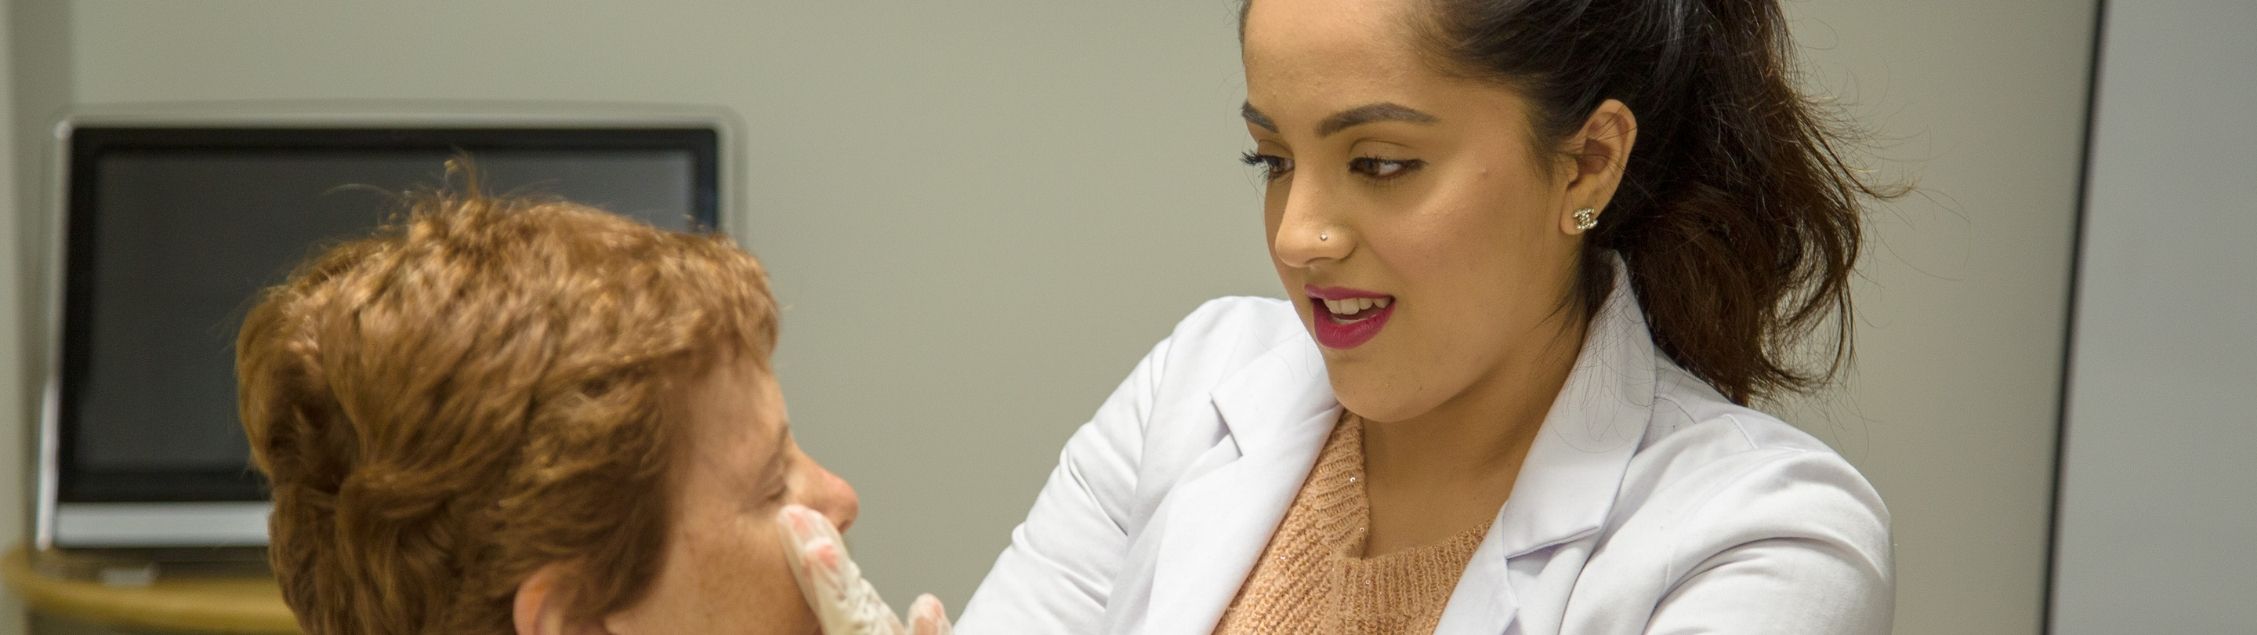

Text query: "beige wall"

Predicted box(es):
[9, 0, 73, 632]
[1777, 2, 2095, 631]
[5, 2, 2092, 633]
[0, 0, 26, 630]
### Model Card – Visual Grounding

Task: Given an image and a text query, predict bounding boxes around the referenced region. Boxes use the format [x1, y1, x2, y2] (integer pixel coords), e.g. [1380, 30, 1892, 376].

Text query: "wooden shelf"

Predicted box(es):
[1, 546, 301, 634]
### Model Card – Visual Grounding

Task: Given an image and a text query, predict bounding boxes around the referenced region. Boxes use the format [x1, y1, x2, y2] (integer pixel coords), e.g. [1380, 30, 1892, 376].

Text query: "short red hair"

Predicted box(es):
[237, 188, 777, 634]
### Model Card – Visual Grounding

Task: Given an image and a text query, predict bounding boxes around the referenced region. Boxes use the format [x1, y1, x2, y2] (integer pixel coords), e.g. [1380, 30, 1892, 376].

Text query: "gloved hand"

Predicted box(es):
[776, 504, 954, 635]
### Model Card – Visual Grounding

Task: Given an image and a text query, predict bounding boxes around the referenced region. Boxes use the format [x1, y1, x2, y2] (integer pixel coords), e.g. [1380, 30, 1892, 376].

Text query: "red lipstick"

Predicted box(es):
[1305, 285, 1395, 350]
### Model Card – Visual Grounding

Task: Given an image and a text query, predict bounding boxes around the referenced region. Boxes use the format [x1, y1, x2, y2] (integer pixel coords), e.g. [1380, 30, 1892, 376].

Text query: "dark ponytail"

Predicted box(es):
[1415, 0, 1905, 404]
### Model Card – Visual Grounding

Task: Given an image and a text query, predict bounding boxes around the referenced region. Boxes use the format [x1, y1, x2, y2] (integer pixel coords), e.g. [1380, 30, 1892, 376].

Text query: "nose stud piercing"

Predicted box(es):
[1319, 232, 1330, 242]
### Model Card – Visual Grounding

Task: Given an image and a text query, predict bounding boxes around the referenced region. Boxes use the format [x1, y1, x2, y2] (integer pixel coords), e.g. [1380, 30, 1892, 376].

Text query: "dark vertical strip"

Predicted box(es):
[2043, 0, 2113, 632]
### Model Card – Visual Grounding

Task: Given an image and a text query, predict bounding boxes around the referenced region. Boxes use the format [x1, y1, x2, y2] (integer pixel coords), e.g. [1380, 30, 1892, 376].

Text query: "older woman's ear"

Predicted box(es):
[513, 564, 615, 635]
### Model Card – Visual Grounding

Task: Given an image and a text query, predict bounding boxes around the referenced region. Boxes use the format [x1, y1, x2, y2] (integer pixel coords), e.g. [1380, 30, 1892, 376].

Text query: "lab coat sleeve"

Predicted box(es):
[1643, 449, 1895, 635]
[952, 333, 1171, 633]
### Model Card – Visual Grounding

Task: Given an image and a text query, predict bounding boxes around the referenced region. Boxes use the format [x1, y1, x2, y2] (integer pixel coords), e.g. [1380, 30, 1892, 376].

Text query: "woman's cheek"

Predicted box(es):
[738, 519, 820, 634]
[649, 515, 810, 634]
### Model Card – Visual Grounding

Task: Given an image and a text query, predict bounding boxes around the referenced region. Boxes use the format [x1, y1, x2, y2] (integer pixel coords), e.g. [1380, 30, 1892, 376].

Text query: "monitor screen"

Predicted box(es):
[57, 126, 721, 509]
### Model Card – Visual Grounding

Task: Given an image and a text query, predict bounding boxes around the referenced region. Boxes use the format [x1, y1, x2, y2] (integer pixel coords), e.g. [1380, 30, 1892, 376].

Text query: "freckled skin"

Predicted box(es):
[598, 357, 861, 635]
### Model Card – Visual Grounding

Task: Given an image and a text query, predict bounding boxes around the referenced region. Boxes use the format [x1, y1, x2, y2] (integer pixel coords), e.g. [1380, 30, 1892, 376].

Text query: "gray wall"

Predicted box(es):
[2, 2, 2096, 633]
[2052, 1, 2257, 632]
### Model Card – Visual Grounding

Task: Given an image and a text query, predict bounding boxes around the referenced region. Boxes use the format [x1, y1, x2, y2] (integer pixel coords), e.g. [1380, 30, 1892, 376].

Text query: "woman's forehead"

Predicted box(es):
[1240, 0, 1457, 118]
[1242, 0, 1423, 65]
[684, 358, 785, 448]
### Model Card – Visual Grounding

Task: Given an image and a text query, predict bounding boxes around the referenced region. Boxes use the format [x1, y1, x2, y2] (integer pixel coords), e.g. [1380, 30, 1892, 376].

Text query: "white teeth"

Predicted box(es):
[1320, 297, 1394, 316]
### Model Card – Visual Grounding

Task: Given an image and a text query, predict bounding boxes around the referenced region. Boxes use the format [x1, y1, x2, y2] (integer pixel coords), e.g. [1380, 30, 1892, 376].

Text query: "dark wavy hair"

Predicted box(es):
[1248, 0, 1905, 404]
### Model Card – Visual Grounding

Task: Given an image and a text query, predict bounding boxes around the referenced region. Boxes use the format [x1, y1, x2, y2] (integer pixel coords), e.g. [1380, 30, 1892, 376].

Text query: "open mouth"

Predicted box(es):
[1305, 287, 1396, 349]
[1318, 295, 1393, 323]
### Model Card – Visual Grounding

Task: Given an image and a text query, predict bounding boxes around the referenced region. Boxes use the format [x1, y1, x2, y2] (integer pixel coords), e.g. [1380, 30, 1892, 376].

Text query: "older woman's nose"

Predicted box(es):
[804, 461, 860, 533]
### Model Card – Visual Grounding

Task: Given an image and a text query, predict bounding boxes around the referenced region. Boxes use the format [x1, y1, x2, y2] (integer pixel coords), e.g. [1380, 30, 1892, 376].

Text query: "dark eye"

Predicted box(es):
[1240, 151, 1295, 181]
[1349, 156, 1424, 181]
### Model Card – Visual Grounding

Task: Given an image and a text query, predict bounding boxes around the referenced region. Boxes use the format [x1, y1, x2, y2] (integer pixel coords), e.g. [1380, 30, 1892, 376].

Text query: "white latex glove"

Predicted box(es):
[776, 504, 954, 635]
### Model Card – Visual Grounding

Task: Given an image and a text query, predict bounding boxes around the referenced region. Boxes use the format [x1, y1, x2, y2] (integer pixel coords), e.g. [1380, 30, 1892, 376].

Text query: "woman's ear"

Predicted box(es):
[514, 564, 615, 635]
[1559, 99, 1639, 233]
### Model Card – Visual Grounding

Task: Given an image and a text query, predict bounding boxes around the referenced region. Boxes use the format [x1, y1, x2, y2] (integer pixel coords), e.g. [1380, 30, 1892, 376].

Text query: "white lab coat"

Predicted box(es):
[956, 262, 1894, 634]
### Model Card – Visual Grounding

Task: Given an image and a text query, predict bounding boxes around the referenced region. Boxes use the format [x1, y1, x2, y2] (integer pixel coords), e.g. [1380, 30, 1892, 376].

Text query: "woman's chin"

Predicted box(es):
[1329, 389, 1417, 424]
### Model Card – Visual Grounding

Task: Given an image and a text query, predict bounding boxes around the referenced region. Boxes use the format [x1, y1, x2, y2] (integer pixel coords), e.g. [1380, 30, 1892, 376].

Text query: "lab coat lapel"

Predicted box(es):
[1435, 256, 1658, 635]
[1434, 528, 1521, 634]
[1145, 339, 1338, 635]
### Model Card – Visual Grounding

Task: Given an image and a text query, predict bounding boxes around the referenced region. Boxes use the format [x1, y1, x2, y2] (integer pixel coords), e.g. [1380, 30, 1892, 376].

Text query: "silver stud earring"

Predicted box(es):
[1319, 231, 1330, 242]
[1572, 208, 1598, 233]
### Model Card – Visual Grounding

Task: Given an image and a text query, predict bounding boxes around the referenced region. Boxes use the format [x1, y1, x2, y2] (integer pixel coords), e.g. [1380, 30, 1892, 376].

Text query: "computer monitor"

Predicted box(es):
[35, 110, 728, 550]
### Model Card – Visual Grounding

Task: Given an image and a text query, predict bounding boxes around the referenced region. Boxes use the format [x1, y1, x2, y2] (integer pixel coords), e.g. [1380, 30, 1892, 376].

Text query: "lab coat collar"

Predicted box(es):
[1145, 330, 1339, 634]
[1148, 255, 1658, 634]
[1210, 326, 1337, 458]
[1488, 256, 1655, 557]
[1437, 254, 1658, 633]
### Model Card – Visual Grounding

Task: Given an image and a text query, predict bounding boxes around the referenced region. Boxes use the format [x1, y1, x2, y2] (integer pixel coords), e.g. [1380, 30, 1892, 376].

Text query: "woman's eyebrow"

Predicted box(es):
[1240, 101, 1441, 137]
[1317, 102, 1439, 137]
[1242, 102, 1279, 132]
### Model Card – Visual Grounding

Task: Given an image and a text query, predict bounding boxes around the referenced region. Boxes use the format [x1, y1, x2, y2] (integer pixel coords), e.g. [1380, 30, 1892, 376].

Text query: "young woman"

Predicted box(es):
[943, 0, 1899, 632]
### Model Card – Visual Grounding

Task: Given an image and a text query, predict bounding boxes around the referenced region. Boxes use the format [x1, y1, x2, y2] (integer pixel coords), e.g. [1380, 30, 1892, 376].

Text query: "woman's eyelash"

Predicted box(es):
[1240, 151, 1294, 181]
[1350, 157, 1425, 180]
[1241, 151, 1422, 183]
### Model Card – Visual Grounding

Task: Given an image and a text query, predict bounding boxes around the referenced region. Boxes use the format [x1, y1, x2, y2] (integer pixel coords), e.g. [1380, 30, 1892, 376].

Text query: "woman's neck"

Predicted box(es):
[1356, 312, 1588, 554]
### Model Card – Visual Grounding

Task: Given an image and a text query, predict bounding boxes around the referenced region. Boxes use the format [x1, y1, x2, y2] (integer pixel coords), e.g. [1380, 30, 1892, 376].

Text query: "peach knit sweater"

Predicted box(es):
[1213, 415, 1492, 634]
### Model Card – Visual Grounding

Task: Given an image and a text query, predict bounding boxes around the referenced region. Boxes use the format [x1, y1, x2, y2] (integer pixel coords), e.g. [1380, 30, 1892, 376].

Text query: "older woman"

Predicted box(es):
[236, 187, 943, 634]
[937, 0, 1901, 633]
